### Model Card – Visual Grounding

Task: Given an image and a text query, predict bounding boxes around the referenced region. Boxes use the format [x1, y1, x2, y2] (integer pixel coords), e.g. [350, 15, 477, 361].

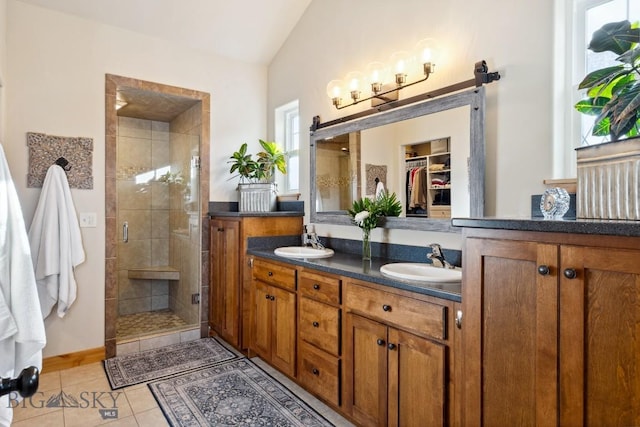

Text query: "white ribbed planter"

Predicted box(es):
[576, 137, 640, 219]
[237, 182, 277, 212]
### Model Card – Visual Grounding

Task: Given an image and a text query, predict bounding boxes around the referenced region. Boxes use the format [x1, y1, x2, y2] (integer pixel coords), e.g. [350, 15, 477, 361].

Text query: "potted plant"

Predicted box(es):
[574, 20, 640, 141]
[228, 139, 286, 212]
[573, 20, 640, 220]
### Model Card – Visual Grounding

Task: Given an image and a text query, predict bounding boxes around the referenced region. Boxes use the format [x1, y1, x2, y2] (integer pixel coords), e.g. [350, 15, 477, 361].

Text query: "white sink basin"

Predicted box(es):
[380, 263, 462, 283]
[274, 246, 335, 259]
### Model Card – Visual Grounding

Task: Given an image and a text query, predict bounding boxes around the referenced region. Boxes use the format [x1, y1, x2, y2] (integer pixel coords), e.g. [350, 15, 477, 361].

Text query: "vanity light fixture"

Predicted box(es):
[313, 59, 501, 132]
[326, 38, 441, 110]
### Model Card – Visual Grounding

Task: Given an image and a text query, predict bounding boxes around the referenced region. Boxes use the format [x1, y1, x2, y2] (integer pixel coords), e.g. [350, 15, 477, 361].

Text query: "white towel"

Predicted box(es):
[375, 181, 385, 199]
[28, 164, 85, 319]
[0, 144, 46, 426]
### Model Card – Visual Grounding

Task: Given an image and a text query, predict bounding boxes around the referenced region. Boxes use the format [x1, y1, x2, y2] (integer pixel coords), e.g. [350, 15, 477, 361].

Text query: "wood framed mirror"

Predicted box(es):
[310, 87, 485, 233]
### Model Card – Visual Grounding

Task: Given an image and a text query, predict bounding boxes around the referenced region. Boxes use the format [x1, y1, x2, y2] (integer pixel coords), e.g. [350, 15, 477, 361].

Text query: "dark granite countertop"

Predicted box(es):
[247, 248, 461, 303]
[210, 211, 304, 218]
[451, 217, 640, 236]
[208, 200, 305, 218]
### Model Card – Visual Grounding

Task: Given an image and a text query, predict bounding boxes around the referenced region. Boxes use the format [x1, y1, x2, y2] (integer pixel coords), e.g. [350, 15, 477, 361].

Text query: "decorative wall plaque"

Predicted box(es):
[27, 132, 93, 189]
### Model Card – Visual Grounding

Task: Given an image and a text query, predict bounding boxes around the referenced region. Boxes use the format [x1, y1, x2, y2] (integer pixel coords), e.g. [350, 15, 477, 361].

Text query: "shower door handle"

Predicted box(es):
[123, 221, 128, 243]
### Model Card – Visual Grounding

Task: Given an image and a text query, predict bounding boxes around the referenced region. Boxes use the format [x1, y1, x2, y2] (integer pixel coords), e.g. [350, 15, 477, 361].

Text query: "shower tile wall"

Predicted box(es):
[117, 117, 171, 315]
[168, 103, 202, 325]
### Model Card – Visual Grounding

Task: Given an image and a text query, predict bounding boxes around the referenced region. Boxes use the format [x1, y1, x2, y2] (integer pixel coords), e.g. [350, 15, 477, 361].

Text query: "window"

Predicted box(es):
[556, 0, 638, 176]
[575, 0, 639, 146]
[275, 100, 300, 193]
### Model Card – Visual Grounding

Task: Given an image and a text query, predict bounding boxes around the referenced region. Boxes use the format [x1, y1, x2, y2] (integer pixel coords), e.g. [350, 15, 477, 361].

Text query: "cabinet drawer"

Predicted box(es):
[345, 283, 447, 340]
[299, 297, 340, 355]
[430, 206, 451, 218]
[253, 259, 296, 291]
[298, 341, 340, 407]
[299, 271, 341, 305]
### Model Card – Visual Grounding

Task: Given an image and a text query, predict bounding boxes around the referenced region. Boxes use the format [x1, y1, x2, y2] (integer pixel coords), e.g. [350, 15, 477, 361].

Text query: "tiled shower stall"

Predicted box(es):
[115, 105, 201, 339]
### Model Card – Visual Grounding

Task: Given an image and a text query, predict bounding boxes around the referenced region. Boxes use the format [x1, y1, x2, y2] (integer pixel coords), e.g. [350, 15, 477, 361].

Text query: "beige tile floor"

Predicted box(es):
[10, 356, 354, 426]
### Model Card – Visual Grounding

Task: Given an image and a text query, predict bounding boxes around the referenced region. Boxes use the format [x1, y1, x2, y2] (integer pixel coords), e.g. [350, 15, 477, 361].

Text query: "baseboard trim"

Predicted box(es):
[42, 347, 105, 373]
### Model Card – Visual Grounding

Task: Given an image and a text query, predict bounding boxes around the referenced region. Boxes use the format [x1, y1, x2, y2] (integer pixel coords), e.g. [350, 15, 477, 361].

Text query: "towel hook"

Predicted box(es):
[54, 157, 71, 171]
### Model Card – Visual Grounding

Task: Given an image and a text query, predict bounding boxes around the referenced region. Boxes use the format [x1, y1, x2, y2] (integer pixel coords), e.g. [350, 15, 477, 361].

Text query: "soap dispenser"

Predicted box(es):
[302, 225, 308, 246]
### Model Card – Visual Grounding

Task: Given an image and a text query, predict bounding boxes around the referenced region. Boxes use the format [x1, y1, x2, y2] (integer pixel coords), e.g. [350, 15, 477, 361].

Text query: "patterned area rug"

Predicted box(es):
[104, 337, 241, 389]
[149, 358, 334, 426]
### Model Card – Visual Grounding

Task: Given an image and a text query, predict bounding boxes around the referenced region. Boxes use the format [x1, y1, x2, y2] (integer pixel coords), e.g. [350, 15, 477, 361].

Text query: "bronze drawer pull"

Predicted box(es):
[382, 304, 392, 312]
[537, 265, 550, 276]
[312, 368, 319, 375]
[388, 343, 396, 350]
[312, 321, 319, 327]
[376, 338, 385, 346]
[313, 284, 320, 290]
[268, 271, 273, 276]
[563, 268, 577, 279]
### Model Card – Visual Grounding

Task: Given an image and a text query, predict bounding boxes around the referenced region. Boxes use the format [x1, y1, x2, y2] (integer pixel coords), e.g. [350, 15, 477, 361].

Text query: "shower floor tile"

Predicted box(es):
[116, 310, 189, 340]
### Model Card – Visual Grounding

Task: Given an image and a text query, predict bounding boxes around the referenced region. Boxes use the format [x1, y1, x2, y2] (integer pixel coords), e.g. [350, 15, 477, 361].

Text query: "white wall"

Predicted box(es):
[268, 0, 554, 248]
[0, 0, 6, 144]
[5, 0, 267, 357]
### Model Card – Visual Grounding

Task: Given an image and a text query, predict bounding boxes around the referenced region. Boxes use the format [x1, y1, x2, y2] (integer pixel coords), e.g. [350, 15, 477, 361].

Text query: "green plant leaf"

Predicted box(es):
[592, 116, 611, 136]
[588, 20, 640, 55]
[611, 84, 640, 137]
[578, 65, 627, 90]
[228, 143, 260, 181]
[376, 190, 402, 217]
[256, 139, 287, 179]
[617, 45, 640, 65]
[575, 97, 610, 115]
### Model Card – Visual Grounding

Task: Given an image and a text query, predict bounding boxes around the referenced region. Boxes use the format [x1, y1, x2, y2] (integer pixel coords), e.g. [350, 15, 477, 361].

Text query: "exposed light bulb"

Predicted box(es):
[366, 61, 389, 93]
[345, 71, 365, 102]
[390, 51, 411, 84]
[415, 38, 441, 75]
[326, 79, 344, 107]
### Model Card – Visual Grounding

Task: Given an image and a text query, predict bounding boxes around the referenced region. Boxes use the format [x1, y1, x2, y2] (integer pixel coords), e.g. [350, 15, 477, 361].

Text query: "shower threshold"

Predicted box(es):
[116, 309, 191, 341]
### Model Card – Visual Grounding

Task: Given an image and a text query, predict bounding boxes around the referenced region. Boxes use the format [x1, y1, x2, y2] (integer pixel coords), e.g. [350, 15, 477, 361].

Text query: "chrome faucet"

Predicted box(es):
[307, 232, 325, 250]
[302, 226, 325, 250]
[427, 243, 454, 269]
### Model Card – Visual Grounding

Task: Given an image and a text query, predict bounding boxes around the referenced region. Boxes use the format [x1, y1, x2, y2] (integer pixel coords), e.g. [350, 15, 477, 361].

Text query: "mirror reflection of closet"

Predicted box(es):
[405, 138, 451, 219]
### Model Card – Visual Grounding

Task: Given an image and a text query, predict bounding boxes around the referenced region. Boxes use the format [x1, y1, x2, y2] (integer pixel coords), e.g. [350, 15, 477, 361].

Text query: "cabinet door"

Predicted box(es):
[388, 328, 446, 427]
[560, 245, 640, 427]
[344, 313, 388, 427]
[220, 220, 240, 344]
[252, 280, 272, 360]
[462, 237, 559, 427]
[209, 219, 240, 344]
[270, 285, 297, 378]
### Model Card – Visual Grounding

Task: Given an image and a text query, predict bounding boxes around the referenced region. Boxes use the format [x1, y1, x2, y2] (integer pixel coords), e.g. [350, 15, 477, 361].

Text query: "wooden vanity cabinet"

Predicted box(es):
[208, 215, 302, 349]
[250, 257, 297, 378]
[462, 228, 640, 427]
[297, 269, 343, 408]
[343, 279, 459, 427]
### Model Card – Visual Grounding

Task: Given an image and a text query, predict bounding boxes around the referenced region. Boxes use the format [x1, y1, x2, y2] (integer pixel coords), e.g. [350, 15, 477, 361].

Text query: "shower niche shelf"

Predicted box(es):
[128, 266, 180, 281]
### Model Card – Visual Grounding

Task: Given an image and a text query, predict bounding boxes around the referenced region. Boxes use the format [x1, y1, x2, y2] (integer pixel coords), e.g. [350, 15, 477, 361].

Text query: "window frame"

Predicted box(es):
[555, 0, 637, 178]
[274, 100, 300, 194]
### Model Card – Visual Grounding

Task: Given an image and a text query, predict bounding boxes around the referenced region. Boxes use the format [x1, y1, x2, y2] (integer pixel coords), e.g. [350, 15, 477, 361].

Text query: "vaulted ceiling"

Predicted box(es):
[16, 0, 312, 64]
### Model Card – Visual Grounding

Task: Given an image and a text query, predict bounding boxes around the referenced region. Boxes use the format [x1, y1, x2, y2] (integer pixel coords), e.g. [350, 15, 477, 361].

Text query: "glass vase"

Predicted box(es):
[362, 228, 371, 260]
